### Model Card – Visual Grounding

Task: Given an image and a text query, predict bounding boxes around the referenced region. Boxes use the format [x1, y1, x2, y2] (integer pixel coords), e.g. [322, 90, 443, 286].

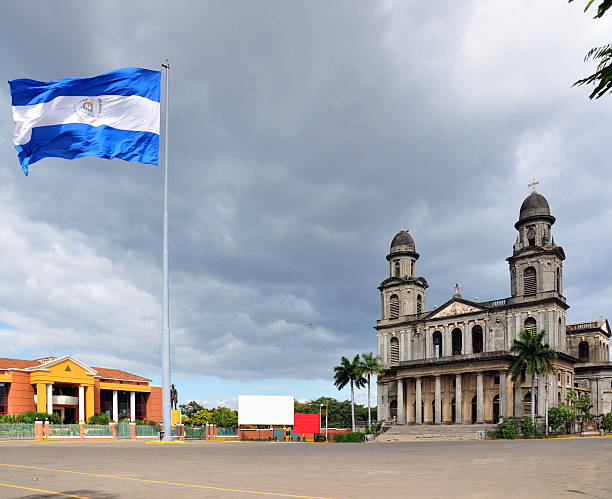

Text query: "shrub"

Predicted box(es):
[498, 419, 518, 439]
[601, 413, 612, 432]
[0, 414, 17, 424]
[135, 418, 158, 426]
[333, 432, 364, 442]
[16, 411, 61, 424]
[521, 416, 535, 438]
[87, 413, 110, 425]
[548, 406, 570, 434]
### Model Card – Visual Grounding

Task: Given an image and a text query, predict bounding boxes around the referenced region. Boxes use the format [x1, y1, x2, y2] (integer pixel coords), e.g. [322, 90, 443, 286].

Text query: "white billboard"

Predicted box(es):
[238, 395, 294, 426]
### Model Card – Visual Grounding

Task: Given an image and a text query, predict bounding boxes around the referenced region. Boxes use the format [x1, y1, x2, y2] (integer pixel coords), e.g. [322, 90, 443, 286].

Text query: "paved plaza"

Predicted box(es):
[0, 438, 610, 498]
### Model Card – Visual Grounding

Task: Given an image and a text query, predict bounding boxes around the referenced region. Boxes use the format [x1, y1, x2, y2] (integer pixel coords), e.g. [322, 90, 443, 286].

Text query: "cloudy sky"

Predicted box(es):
[1, 1, 610, 408]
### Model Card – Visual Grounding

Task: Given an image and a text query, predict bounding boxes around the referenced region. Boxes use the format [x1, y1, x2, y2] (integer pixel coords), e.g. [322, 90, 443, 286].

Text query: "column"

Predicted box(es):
[78, 386, 85, 423]
[415, 377, 422, 424]
[464, 323, 472, 354]
[36, 383, 46, 413]
[130, 391, 136, 422]
[443, 326, 451, 356]
[455, 374, 462, 423]
[377, 381, 383, 421]
[85, 385, 95, 422]
[399, 332, 405, 362]
[538, 375, 546, 417]
[47, 384, 53, 415]
[406, 331, 413, 361]
[397, 379, 405, 423]
[112, 390, 118, 422]
[425, 330, 432, 358]
[434, 376, 441, 423]
[514, 380, 523, 417]
[476, 373, 484, 423]
[499, 371, 507, 418]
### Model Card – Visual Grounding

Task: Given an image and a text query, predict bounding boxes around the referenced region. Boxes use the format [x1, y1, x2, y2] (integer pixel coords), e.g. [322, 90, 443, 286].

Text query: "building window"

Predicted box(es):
[494, 375, 500, 385]
[389, 337, 399, 365]
[410, 260, 414, 276]
[452, 328, 462, 355]
[433, 331, 443, 358]
[136, 392, 147, 420]
[523, 391, 537, 415]
[0, 385, 7, 414]
[524, 317, 537, 333]
[416, 295, 422, 314]
[556, 268, 561, 293]
[389, 295, 399, 319]
[527, 227, 536, 247]
[557, 372, 561, 382]
[579, 341, 589, 362]
[394, 261, 400, 277]
[472, 325, 483, 353]
[524, 267, 537, 296]
[118, 391, 130, 420]
[100, 390, 113, 417]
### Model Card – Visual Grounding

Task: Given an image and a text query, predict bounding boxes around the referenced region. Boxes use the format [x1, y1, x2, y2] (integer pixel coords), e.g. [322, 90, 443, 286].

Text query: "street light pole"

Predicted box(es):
[325, 402, 328, 443]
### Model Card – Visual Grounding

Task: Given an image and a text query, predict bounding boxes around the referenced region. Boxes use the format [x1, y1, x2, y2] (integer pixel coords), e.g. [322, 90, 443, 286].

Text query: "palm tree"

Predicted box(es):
[360, 352, 384, 428]
[509, 328, 557, 422]
[333, 355, 366, 432]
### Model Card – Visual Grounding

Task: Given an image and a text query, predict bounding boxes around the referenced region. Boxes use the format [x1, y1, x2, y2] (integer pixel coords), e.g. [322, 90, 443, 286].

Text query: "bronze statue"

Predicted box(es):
[170, 384, 178, 410]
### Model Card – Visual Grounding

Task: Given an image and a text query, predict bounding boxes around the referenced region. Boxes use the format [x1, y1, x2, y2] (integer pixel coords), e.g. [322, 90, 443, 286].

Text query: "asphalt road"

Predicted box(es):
[0, 438, 610, 498]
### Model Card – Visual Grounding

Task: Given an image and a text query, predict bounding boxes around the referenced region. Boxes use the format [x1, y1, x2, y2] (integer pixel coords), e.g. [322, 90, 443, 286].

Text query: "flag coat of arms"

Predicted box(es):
[8, 67, 161, 175]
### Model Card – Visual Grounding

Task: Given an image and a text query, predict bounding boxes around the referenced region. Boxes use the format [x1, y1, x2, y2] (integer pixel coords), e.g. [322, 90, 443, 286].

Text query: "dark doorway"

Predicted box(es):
[471, 396, 477, 423]
[493, 395, 500, 423]
[64, 407, 76, 424]
[579, 341, 589, 362]
[433, 331, 443, 358]
[431, 399, 436, 423]
[451, 397, 456, 423]
[472, 325, 483, 353]
[390, 399, 397, 420]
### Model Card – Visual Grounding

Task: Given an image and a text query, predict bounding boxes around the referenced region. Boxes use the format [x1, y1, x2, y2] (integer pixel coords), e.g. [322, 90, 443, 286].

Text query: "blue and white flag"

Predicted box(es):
[8, 67, 161, 175]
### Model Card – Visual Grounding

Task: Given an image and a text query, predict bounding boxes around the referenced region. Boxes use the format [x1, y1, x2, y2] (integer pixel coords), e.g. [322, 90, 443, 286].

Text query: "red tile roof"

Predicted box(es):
[0, 357, 43, 369]
[93, 367, 151, 382]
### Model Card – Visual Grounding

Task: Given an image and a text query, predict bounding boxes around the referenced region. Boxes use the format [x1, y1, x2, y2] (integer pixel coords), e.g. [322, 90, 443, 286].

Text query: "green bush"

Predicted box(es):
[333, 432, 364, 442]
[0, 414, 17, 424]
[87, 413, 110, 425]
[601, 413, 612, 432]
[135, 418, 158, 426]
[16, 411, 61, 424]
[521, 417, 535, 438]
[498, 419, 518, 439]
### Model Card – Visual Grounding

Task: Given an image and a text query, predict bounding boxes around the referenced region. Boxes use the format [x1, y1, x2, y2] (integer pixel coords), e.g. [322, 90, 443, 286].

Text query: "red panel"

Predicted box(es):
[293, 413, 320, 434]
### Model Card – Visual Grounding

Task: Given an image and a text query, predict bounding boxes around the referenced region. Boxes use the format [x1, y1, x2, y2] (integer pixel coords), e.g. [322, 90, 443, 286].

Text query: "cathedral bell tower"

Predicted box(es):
[379, 228, 428, 320]
[507, 184, 566, 300]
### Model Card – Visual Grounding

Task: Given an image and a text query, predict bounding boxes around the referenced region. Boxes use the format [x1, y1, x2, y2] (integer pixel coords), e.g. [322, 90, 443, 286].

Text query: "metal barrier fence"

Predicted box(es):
[135, 424, 160, 438]
[116, 422, 131, 439]
[0, 423, 35, 440]
[217, 427, 238, 437]
[184, 426, 206, 440]
[48, 424, 80, 437]
[83, 425, 113, 437]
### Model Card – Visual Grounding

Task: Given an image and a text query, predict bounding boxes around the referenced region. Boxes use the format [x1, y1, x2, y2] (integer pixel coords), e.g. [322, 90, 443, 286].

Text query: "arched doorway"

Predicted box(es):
[452, 328, 462, 355]
[472, 325, 483, 353]
[492, 395, 500, 423]
[471, 396, 477, 423]
[433, 331, 443, 357]
[579, 341, 589, 362]
[390, 399, 397, 420]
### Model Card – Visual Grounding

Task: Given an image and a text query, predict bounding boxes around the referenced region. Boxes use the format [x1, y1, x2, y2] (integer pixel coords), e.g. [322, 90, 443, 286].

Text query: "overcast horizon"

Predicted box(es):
[1, 1, 611, 409]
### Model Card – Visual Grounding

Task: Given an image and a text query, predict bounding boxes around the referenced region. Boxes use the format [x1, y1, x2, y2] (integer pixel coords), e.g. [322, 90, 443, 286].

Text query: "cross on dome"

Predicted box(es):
[528, 177, 539, 194]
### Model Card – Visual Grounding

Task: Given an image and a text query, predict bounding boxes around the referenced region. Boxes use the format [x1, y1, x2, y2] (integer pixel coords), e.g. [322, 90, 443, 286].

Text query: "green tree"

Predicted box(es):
[185, 409, 212, 426]
[510, 329, 557, 422]
[333, 355, 366, 432]
[210, 407, 238, 428]
[566, 390, 593, 432]
[570, 1, 612, 98]
[360, 352, 384, 428]
[548, 404, 573, 434]
[179, 400, 205, 419]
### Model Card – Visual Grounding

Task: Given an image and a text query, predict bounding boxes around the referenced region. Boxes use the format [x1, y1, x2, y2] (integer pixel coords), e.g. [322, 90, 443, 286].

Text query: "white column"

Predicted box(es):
[112, 390, 118, 422]
[443, 325, 451, 356]
[407, 331, 413, 361]
[465, 323, 472, 354]
[78, 386, 85, 422]
[476, 373, 484, 423]
[130, 391, 136, 422]
[397, 379, 405, 423]
[434, 376, 441, 423]
[415, 377, 422, 424]
[425, 330, 432, 358]
[455, 374, 462, 423]
[47, 384, 53, 415]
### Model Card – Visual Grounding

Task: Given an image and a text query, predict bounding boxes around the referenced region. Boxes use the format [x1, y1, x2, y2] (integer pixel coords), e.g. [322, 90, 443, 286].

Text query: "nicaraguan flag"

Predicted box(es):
[8, 67, 161, 175]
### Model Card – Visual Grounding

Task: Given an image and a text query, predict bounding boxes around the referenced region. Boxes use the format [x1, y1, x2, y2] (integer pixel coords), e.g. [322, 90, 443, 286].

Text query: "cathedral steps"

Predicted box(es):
[375, 423, 491, 442]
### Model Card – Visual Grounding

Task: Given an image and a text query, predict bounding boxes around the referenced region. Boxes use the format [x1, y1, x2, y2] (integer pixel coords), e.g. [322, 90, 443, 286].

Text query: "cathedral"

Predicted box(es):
[376, 188, 611, 425]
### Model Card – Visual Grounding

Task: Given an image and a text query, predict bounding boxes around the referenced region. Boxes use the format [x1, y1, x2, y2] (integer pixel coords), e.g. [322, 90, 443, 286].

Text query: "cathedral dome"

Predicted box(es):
[390, 228, 415, 252]
[516, 191, 555, 228]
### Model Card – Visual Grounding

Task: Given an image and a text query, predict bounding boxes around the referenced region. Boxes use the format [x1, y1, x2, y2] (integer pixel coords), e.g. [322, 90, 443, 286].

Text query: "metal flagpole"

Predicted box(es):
[161, 59, 172, 441]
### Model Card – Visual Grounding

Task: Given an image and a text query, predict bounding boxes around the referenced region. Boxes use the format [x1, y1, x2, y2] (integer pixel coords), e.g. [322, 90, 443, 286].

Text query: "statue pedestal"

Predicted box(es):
[171, 409, 181, 426]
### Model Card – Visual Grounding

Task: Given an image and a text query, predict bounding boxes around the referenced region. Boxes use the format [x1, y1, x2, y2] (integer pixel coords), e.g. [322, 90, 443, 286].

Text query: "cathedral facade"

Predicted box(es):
[376, 190, 611, 424]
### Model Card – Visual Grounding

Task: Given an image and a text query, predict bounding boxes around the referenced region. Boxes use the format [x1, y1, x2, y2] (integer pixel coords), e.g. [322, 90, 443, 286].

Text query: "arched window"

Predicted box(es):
[527, 227, 536, 247]
[524, 267, 537, 296]
[472, 325, 483, 353]
[433, 331, 443, 358]
[579, 341, 589, 362]
[524, 317, 537, 333]
[394, 261, 400, 277]
[416, 295, 422, 314]
[523, 391, 537, 415]
[389, 294, 399, 319]
[389, 337, 399, 365]
[452, 328, 462, 355]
